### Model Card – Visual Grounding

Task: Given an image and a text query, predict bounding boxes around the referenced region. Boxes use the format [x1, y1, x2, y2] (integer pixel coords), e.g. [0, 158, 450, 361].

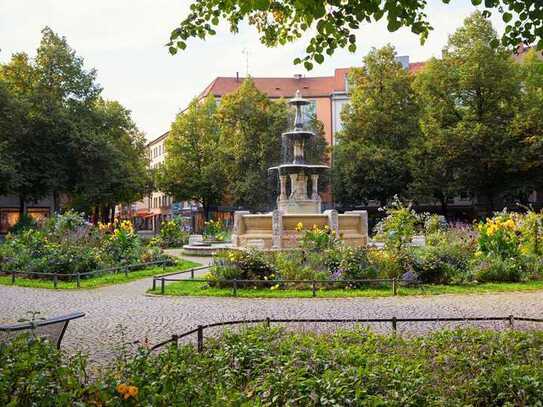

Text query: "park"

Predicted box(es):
[1, 1, 543, 405]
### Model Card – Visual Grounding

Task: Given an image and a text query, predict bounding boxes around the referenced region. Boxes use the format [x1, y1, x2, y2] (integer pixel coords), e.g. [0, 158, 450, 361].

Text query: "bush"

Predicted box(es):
[414, 228, 476, 284]
[6, 328, 543, 405]
[8, 213, 38, 234]
[0, 335, 90, 406]
[153, 218, 189, 248]
[473, 257, 527, 283]
[210, 249, 275, 287]
[203, 219, 227, 241]
[374, 197, 420, 254]
[324, 245, 377, 282]
[476, 212, 520, 259]
[0, 212, 167, 275]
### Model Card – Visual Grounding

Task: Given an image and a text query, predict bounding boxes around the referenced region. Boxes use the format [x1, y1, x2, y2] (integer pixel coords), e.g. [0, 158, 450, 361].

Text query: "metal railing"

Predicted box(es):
[150, 315, 543, 352]
[151, 265, 211, 291]
[2, 259, 175, 289]
[0, 311, 85, 349]
[152, 273, 417, 296]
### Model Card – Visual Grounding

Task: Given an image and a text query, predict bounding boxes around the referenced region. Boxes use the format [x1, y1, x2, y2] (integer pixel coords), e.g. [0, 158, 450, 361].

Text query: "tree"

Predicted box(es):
[0, 27, 101, 214]
[0, 80, 23, 196]
[168, 0, 543, 68]
[71, 99, 151, 222]
[157, 95, 226, 220]
[412, 12, 522, 213]
[333, 45, 419, 207]
[506, 50, 543, 202]
[1, 27, 148, 220]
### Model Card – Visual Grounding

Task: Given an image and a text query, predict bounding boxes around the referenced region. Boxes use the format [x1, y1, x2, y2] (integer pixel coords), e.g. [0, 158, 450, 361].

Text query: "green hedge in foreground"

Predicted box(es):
[2, 327, 543, 405]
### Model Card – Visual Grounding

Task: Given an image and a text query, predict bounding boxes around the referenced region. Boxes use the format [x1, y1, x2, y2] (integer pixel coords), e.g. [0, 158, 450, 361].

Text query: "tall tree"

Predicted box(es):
[157, 95, 226, 220]
[333, 45, 419, 207]
[71, 99, 151, 222]
[412, 12, 521, 213]
[509, 49, 543, 200]
[168, 1, 543, 68]
[0, 27, 100, 214]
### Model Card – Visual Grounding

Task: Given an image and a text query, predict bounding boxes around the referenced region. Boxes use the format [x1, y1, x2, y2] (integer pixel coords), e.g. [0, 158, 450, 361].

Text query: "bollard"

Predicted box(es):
[76, 273, 80, 288]
[53, 274, 58, 289]
[172, 334, 179, 348]
[124, 266, 128, 277]
[509, 314, 515, 329]
[152, 277, 156, 291]
[312, 281, 316, 297]
[391, 316, 397, 333]
[191, 268, 194, 279]
[392, 278, 397, 296]
[197, 325, 204, 352]
[11, 271, 15, 284]
[233, 280, 238, 297]
[266, 317, 271, 328]
[161, 278, 165, 294]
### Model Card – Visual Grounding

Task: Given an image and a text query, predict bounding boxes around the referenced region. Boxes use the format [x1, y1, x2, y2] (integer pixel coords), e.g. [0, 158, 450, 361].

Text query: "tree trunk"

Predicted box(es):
[53, 191, 59, 214]
[110, 205, 116, 222]
[18, 195, 25, 217]
[439, 196, 448, 217]
[203, 203, 211, 221]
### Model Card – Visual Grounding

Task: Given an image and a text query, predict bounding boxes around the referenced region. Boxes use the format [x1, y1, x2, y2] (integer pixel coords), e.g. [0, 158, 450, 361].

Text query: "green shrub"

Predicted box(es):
[324, 245, 378, 283]
[473, 257, 527, 282]
[0, 335, 91, 406]
[4, 328, 543, 405]
[153, 218, 189, 248]
[414, 228, 476, 284]
[373, 197, 420, 254]
[8, 213, 38, 234]
[0, 213, 167, 276]
[210, 249, 275, 287]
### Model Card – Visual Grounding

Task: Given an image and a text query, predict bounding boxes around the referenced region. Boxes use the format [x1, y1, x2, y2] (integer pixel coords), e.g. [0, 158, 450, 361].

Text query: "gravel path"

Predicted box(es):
[2, 255, 543, 362]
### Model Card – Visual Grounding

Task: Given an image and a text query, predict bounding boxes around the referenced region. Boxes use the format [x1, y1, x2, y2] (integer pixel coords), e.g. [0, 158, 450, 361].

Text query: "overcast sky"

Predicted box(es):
[0, 1, 505, 140]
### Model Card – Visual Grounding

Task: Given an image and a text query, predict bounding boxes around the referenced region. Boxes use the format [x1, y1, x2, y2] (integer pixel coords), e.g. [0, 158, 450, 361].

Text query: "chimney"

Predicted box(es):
[294, 73, 302, 80]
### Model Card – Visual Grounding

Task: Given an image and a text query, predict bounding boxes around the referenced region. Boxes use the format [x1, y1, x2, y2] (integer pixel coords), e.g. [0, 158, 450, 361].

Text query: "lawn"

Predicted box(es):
[0, 259, 201, 289]
[148, 279, 543, 298]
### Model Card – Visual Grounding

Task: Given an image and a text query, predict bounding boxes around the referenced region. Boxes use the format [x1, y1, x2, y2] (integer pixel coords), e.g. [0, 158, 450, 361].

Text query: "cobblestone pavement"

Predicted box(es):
[2, 256, 543, 362]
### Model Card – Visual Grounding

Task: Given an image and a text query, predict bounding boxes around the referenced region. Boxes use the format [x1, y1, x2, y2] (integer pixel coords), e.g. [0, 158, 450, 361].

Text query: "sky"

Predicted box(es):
[0, 1, 506, 141]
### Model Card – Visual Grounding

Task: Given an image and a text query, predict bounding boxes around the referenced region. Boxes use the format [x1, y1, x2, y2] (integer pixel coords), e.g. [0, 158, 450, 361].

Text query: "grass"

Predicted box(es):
[0, 259, 201, 290]
[148, 279, 543, 298]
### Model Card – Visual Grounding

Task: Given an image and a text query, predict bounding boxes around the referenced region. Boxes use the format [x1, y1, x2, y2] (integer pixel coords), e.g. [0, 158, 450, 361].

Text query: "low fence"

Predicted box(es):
[150, 315, 543, 352]
[152, 272, 416, 296]
[2, 259, 175, 289]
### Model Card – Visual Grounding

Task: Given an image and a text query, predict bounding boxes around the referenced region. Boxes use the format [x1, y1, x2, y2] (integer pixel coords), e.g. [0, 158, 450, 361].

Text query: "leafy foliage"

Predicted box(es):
[0, 211, 167, 275]
[5, 328, 543, 405]
[333, 45, 419, 206]
[168, 1, 543, 68]
[157, 95, 226, 220]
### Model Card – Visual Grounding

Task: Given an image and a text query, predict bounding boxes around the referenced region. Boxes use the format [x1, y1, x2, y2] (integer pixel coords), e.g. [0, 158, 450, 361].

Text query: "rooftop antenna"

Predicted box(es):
[242, 47, 249, 76]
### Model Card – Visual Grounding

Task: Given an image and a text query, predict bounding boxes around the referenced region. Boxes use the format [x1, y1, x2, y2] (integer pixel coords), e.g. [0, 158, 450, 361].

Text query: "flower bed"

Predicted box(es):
[193, 203, 543, 295]
[2, 327, 543, 405]
[0, 211, 170, 277]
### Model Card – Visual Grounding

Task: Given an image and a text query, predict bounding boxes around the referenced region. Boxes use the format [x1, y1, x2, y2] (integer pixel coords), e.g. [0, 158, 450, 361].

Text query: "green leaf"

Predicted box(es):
[315, 54, 324, 64]
[169, 47, 178, 55]
[502, 12, 513, 23]
[304, 61, 313, 70]
[387, 19, 402, 32]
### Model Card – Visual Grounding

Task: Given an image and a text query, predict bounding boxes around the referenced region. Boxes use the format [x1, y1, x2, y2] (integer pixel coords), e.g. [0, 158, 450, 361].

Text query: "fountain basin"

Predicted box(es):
[231, 210, 368, 249]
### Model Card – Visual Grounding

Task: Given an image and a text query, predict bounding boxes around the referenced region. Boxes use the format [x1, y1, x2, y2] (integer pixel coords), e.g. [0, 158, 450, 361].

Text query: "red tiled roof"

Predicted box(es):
[200, 76, 337, 99]
[200, 62, 426, 99]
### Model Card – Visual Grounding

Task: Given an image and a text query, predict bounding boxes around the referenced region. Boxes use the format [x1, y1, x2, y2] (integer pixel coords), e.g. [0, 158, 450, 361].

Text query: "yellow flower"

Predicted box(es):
[295, 222, 304, 232]
[116, 384, 128, 394]
[503, 219, 515, 230]
[270, 284, 280, 290]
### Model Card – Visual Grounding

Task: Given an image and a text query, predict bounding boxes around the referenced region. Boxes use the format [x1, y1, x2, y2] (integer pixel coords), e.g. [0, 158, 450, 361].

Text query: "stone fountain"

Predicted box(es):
[231, 90, 368, 249]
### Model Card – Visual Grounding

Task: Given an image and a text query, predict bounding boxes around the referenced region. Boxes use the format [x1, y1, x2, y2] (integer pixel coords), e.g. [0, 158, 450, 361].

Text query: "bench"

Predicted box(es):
[0, 311, 85, 349]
